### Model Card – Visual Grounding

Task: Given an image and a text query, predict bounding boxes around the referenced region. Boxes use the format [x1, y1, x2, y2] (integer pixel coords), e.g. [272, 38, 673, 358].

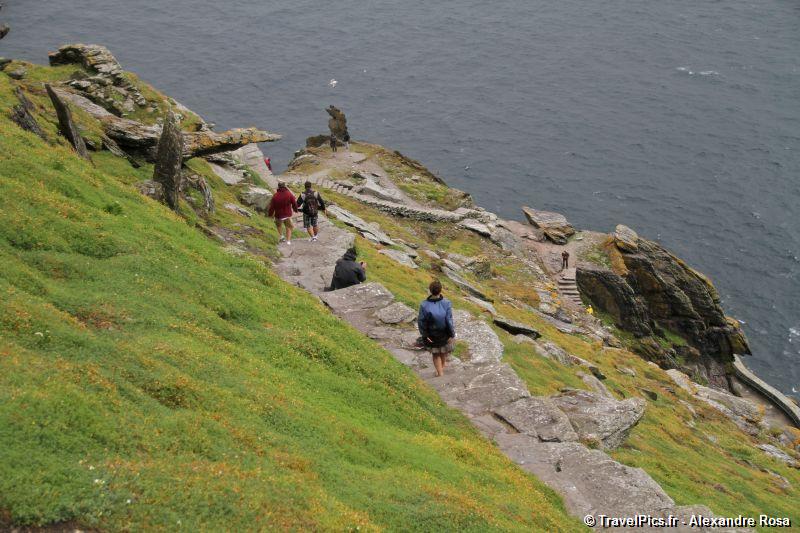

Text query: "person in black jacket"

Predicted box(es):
[329, 247, 366, 290]
[297, 181, 326, 241]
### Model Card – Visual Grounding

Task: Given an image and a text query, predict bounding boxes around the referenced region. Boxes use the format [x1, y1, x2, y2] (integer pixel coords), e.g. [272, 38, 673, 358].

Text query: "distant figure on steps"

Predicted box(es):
[561, 250, 570, 270]
[343, 133, 351, 150]
[418, 280, 456, 378]
[267, 181, 298, 245]
[330, 135, 338, 152]
[297, 181, 327, 242]
[329, 247, 367, 290]
[263, 156, 272, 172]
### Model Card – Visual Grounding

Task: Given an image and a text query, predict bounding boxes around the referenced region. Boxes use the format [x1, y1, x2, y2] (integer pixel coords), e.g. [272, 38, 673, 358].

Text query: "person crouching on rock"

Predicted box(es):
[297, 181, 326, 242]
[329, 247, 366, 290]
[418, 280, 456, 377]
[267, 181, 298, 245]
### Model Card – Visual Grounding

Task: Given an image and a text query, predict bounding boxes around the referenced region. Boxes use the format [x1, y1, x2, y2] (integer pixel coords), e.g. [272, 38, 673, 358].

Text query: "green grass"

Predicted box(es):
[0, 70, 583, 531]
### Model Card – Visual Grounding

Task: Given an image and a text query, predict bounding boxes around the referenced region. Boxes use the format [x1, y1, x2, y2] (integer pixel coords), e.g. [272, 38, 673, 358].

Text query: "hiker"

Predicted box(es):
[561, 250, 569, 270]
[267, 181, 298, 245]
[330, 134, 337, 152]
[297, 181, 326, 241]
[343, 133, 351, 150]
[264, 156, 272, 172]
[329, 247, 366, 290]
[418, 280, 455, 378]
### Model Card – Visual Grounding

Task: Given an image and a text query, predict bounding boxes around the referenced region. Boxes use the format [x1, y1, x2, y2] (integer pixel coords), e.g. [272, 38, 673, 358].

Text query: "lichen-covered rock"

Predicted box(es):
[453, 310, 503, 365]
[427, 363, 529, 415]
[45, 84, 91, 160]
[354, 178, 405, 203]
[492, 316, 541, 338]
[326, 205, 396, 245]
[551, 389, 646, 449]
[152, 112, 183, 210]
[459, 218, 492, 237]
[375, 302, 416, 324]
[379, 249, 418, 269]
[613, 224, 639, 252]
[443, 267, 491, 302]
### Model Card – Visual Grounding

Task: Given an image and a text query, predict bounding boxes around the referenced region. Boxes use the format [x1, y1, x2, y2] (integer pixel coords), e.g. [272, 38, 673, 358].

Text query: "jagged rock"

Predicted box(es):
[326, 104, 349, 140]
[152, 112, 183, 210]
[513, 334, 536, 345]
[446, 252, 475, 268]
[9, 88, 47, 141]
[532, 341, 574, 366]
[466, 296, 496, 315]
[0, 24, 9, 40]
[757, 444, 797, 467]
[492, 316, 541, 338]
[136, 180, 163, 201]
[494, 397, 578, 442]
[397, 243, 419, 259]
[375, 302, 416, 324]
[578, 372, 614, 399]
[238, 186, 272, 213]
[522, 207, 575, 244]
[639, 388, 658, 401]
[223, 203, 252, 218]
[459, 218, 492, 237]
[578, 238, 751, 389]
[495, 435, 676, 517]
[551, 389, 646, 449]
[617, 366, 637, 377]
[441, 258, 462, 272]
[613, 224, 639, 252]
[45, 84, 91, 160]
[231, 143, 276, 189]
[379, 249, 418, 269]
[326, 205, 396, 245]
[0, 58, 11, 70]
[453, 310, 503, 365]
[442, 267, 491, 302]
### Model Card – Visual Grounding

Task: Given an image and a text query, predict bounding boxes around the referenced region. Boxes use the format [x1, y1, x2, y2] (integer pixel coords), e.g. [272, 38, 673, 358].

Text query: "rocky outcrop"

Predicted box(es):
[45, 84, 91, 160]
[613, 224, 639, 252]
[327, 205, 396, 245]
[379, 249, 418, 269]
[492, 316, 541, 339]
[238, 186, 272, 213]
[152, 112, 183, 210]
[577, 236, 751, 389]
[49, 44, 148, 116]
[326, 105, 349, 141]
[551, 389, 646, 449]
[9, 88, 47, 142]
[0, 24, 9, 41]
[522, 207, 575, 244]
[494, 397, 579, 442]
[354, 178, 405, 203]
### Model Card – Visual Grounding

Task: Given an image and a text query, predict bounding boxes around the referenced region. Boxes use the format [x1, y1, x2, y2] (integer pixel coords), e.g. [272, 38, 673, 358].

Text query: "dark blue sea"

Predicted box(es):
[3, 0, 798, 397]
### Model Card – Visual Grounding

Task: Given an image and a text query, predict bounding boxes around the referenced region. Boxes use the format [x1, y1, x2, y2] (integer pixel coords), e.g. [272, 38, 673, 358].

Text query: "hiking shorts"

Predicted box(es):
[430, 343, 453, 355]
[303, 213, 318, 228]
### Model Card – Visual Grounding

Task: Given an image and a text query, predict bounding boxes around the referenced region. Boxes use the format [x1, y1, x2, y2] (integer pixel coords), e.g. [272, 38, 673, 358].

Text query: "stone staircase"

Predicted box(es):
[273, 218, 739, 531]
[557, 267, 583, 307]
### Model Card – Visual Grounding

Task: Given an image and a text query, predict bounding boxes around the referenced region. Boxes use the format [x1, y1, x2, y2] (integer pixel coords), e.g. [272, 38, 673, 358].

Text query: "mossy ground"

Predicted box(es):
[0, 71, 585, 530]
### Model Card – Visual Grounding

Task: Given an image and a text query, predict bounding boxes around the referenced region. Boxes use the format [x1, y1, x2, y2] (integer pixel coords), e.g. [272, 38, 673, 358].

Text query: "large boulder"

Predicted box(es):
[493, 397, 578, 442]
[152, 112, 184, 210]
[522, 207, 575, 244]
[613, 224, 639, 252]
[326, 205, 396, 245]
[354, 178, 405, 203]
[453, 310, 504, 365]
[551, 389, 646, 449]
[238, 186, 272, 213]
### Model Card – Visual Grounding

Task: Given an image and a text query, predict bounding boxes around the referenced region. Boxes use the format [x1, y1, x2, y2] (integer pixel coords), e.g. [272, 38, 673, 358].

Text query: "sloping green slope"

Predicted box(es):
[0, 72, 577, 530]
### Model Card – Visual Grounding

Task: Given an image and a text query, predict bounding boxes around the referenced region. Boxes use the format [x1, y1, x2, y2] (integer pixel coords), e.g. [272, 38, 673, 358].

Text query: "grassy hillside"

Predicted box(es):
[0, 66, 579, 530]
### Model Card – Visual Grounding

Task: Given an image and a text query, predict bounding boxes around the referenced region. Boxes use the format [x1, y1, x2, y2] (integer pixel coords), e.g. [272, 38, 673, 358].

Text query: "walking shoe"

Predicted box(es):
[279, 236, 286, 242]
[286, 240, 291, 245]
[311, 236, 318, 242]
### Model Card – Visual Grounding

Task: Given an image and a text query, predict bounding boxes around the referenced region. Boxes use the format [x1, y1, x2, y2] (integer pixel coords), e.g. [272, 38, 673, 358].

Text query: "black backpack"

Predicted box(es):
[303, 191, 319, 216]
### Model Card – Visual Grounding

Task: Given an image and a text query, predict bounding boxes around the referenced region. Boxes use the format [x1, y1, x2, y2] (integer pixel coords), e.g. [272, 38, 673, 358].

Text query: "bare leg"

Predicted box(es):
[312, 225, 319, 237]
[284, 218, 294, 242]
[306, 226, 314, 238]
[274, 218, 285, 241]
[432, 354, 444, 377]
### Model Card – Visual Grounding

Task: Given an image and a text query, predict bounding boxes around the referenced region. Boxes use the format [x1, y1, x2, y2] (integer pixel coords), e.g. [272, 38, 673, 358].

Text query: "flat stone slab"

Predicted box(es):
[379, 248, 418, 269]
[495, 434, 675, 518]
[375, 302, 416, 324]
[320, 282, 395, 314]
[458, 218, 493, 237]
[494, 397, 578, 442]
[428, 363, 530, 416]
[443, 267, 491, 302]
[551, 389, 646, 449]
[327, 205, 396, 245]
[453, 310, 504, 365]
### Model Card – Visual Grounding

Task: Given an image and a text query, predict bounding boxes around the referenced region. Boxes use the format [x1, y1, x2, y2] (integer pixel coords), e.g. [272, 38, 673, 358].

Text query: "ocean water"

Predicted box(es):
[3, 0, 798, 397]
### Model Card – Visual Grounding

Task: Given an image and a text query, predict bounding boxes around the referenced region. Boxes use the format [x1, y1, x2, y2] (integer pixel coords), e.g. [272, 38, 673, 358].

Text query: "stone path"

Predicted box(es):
[274, 219, 741, 531]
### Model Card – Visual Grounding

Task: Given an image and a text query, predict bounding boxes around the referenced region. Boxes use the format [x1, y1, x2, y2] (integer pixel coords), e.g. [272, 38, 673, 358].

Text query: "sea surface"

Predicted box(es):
[3, 0, 799, 397]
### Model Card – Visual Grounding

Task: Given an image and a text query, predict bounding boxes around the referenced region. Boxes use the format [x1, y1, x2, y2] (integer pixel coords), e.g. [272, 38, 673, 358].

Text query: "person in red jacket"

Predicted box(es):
[267, 181, 298, 245]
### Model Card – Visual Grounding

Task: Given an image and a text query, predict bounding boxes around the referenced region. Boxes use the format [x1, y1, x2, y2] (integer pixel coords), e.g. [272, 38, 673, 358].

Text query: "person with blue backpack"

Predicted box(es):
[418, 280, 456, 377]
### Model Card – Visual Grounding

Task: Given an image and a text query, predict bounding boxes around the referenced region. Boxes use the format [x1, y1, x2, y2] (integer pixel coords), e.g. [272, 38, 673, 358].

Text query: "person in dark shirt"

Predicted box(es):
[329, 247, 366, 290]
[561, 250, 570, 270]
[297, 181, 326, 241]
